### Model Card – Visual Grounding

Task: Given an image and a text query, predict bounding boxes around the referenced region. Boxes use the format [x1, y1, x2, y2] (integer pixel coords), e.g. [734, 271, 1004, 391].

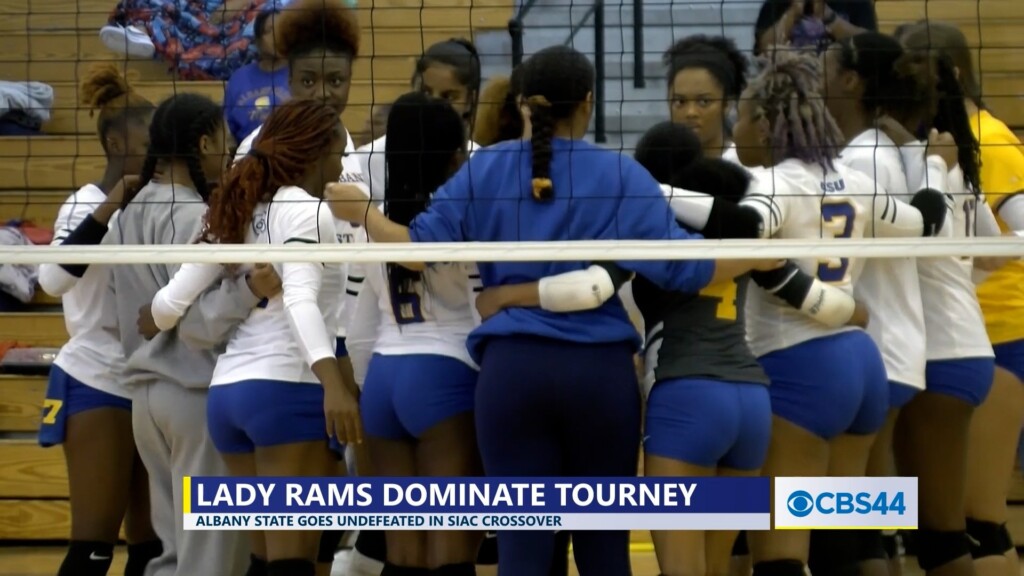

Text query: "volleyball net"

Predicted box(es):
[0, 0, 1021, 266]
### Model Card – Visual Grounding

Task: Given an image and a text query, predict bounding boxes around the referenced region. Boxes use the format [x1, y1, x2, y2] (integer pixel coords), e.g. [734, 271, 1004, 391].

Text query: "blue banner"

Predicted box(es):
[184, 476, 770, 514]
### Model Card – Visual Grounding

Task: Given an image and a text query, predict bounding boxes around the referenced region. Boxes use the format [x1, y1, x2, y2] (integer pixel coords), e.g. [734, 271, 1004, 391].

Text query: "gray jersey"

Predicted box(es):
[635, 273, 768, 386]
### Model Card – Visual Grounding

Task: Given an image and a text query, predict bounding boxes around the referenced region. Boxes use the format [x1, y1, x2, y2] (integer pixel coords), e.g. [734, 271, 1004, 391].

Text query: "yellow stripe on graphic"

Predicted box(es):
[567, 543, 655, 554]
[774, 526, 916, 531]
[182, 476, 191, 514]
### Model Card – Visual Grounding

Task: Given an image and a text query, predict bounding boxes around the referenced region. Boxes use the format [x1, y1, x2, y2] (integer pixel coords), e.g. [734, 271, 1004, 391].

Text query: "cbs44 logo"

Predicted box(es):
[787, 491, 907, 517]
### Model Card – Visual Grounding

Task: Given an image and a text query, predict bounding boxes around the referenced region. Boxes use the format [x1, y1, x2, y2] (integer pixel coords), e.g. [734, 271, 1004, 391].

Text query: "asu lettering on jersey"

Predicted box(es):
[740, 160, 928, 357]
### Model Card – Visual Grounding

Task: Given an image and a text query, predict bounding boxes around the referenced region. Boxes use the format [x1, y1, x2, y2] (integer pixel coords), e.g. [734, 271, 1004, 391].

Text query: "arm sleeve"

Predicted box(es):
[750, 264, 856, 327]
[996, 194, 1024, 231]
[151, 261, 225, 331]
[862, 193, 928, 238]
[280, 201, 338, 367]
[977, 199, 1003, 236]
[39, 196, 103, 296]
[610, 163, 715, 293]
[659, 184, 764, 238]
[900, 143, 950, 194]
[346, 276, 380, 387]
[408, 162, 472, 243]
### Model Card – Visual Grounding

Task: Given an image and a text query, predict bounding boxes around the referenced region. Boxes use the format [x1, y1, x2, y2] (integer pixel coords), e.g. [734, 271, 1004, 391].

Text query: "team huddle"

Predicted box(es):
[30, 0, 1024, 575]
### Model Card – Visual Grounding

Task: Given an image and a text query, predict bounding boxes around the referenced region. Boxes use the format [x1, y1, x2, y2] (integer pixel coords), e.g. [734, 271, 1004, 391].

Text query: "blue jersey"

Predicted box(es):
[408, 137, 716, 363]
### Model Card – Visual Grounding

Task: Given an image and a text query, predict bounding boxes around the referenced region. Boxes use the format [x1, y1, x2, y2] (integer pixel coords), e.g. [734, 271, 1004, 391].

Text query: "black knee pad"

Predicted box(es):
[732, 531, 749, 556]
[431, 563, 475, 575]
[475, 532, 498, 565]
[808, 531, 861, 576]
[356, 530, 388, 563]
[881, 533, 900, 559]
[914, 530, 971, 571]
[858, 530, 888, 561]
[381, 564, 430, 576]
[268, 559, 315, 576]
[125, 540, 163, 576]
[318, 530, 345, 563]
[966, 518, 1014, 559]
[752, 559, 805, 576]
[550, 531, 571, 576]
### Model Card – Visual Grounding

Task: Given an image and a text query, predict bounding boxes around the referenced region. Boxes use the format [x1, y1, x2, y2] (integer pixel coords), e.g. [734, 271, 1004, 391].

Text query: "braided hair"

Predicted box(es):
[743, 49, 843, 169]
[80, 63, 154, 156]
[383, 91, 465, 291]
[136, 94, 224, 206]
[521, 46, 595, 201]
[202, 99, 342, 245]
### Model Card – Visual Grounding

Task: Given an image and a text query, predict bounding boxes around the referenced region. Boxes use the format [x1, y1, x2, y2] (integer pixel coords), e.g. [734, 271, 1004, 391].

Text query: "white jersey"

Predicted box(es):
[740, 159, 928, 357]
[356, 135, 481, 203]
[915, 164, 994, 361]
[236, 123, 367, 339]
[721, 142, 741, 166]
[151, 186, 342, 386]
[39, 185, 128, 398]
[839, 129, 926, 390]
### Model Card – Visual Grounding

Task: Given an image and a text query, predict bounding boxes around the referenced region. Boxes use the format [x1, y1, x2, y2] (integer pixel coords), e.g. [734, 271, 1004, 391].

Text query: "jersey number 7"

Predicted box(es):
[817, 201, 857, 284]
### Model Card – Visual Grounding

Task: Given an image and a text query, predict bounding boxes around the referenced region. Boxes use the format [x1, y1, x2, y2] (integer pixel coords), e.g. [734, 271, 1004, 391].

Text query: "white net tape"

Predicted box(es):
[4, 237, 1023, 265]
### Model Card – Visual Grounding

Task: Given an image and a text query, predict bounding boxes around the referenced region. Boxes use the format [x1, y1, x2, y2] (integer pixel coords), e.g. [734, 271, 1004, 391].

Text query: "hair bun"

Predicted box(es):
[531, 177, 553, 200]
[80, 63, 132, 112]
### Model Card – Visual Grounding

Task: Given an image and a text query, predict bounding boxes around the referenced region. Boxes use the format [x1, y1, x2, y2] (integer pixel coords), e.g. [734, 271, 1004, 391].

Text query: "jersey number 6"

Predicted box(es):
[817, 201, 857, 284]
[388, 274, 425, 325]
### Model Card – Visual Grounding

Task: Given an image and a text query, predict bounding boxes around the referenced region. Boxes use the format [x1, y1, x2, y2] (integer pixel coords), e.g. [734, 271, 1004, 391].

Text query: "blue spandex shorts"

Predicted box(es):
[758, 330, 888, 439]
[993, 340, 1024, 384]
[38, 364, 132, 448]
[207, 379, 332, 454]
[889, 381, 920, 410]
[925, 357, 995, 407]
[644, 378, 770, 470]
[361, 353, 477, 440]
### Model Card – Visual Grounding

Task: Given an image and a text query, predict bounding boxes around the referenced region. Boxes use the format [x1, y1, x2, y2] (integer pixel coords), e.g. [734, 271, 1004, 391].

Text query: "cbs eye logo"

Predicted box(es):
[786, 490, 815, 518]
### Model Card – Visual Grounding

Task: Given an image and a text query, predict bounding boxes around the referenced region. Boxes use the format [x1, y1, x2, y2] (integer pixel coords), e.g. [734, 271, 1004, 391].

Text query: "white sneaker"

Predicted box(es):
[99, 24, 155, 59]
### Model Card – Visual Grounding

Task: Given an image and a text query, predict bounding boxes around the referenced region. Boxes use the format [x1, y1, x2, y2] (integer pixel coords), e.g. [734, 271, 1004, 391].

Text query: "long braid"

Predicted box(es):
[204, 99, 342, 245]
[931, 54, 981, 194]
[745, 50, 843, 170]
[527, 99, 556, 201]
[185, 155, 211, 202]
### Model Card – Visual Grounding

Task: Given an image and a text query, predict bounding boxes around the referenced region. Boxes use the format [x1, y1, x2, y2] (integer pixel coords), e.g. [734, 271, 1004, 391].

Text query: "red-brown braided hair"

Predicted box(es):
[202, 99, 342, 245]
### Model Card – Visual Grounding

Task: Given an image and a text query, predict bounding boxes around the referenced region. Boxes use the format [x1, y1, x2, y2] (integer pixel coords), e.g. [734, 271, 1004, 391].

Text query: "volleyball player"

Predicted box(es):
[228, 4, 366, 570]
[340, 91, 485, 576]
[897, 21, 1024, 576]
[327, 45, 782, 576]
[148, 99, 360, 576]
[357, 38, 482, 203]
[663, 35, 747, 162]
[35, 64, 161, 576]
[472, 64, 525, 146]
[726, 50, 946, 576]
[89, 93, 252, 576]
[866, 30, 995, 576]
[818, 32, 964, 576]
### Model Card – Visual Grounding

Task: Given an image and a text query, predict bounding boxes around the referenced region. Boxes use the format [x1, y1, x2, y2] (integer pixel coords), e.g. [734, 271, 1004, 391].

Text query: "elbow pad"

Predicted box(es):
[538, 265, 616, 312]
[910, 188, 948, 237]
[751, 264, 855, 328]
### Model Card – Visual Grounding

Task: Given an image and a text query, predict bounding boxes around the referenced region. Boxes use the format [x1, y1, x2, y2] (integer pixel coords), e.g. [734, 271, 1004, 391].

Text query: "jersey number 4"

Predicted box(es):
[817, 201, 857, 283]
[700, 280, 738, 320]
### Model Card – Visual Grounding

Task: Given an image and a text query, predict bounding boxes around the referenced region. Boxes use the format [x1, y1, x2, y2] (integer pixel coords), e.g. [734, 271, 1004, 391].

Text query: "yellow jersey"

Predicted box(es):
[973, 110, 1024, 344]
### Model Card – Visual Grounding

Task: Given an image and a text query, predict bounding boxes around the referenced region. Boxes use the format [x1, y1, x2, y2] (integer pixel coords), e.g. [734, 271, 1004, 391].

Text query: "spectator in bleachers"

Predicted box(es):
[662, 35, 748, 163]
[225, 7, 289, 145]
[753, 0, 877, 56]
[36, 63, 162, 576]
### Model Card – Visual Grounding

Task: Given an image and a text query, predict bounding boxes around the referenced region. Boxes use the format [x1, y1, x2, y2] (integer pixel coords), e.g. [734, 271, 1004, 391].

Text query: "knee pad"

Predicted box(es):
[431, 563, 475, 575]
[318, 530, 345, 563]
[732, 531, 749, 556]
[355, 530, 388, 563]
[857, 530, 888, 561]
[914, 530, 971, 571]
[807, 531, 861, 576]
[268, 559, 315, 576]
[965, 518, 1014, 559]
[752, 559, 805, 576]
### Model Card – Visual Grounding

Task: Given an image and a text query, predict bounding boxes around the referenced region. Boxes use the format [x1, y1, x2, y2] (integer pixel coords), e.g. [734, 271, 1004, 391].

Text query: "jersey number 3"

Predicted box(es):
[817, 201, 857, 283]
